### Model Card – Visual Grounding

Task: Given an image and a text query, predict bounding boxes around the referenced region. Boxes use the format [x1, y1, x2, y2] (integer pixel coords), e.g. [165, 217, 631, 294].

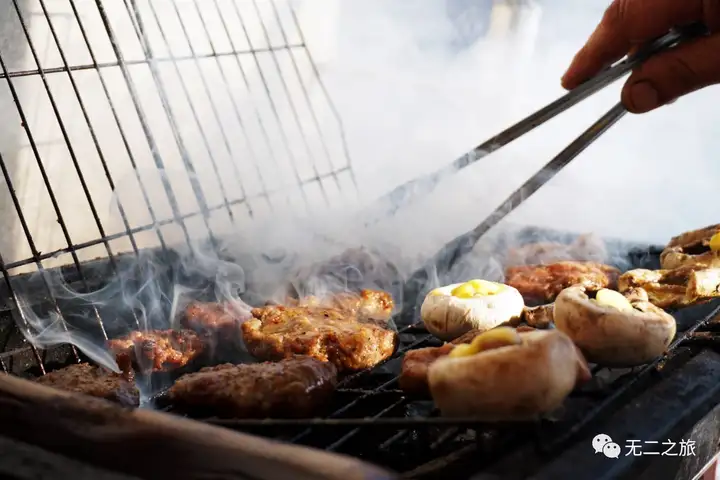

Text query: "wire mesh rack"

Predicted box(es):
[0, 0, 357, 373]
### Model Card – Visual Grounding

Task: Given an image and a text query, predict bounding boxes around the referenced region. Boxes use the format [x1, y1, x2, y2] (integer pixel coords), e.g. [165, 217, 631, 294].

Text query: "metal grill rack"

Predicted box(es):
[0, 0, 356, 372]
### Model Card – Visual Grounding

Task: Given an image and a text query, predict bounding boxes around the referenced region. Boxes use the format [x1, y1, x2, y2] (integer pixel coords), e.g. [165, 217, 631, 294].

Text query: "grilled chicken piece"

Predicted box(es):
[167, 356, 337, 418]
[619, 266, 720, 309]
[183, 301, 251, 343]
[34, 363, 139, 407]
[242, 301, 398, 372]
[293, 289, 394, 324]
[660, 224, 720, 270]
[399, 326, 537, 396]
[506, 234, 608, 267]
[522, 304, 555, 329]
[505, 261, 620, 303]
[107, 329, 205, 376]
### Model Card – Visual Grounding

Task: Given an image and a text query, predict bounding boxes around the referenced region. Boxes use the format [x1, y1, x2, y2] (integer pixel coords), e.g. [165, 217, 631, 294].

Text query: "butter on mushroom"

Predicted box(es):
[420, 280, 524, 341]
[554, 286, 676, 367]
[428, 328, 590, 421]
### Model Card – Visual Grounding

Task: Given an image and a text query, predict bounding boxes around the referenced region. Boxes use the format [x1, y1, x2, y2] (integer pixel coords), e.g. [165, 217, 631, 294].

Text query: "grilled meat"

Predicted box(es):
[107, 329, 205, 375]
[400, 326, 537, 395]
[242, 301, 398, 372]
[293, 289, 394, 324]
[660, 224, 720, 270]
[522, 304, 554, 329]
[505, 261, 620, 303]
[506, 234, 608, 267]
[167, 356, 337, 418]
[34, 363, 139, 407]
[183, 302, 250, 345]
[399, 344, 455, 395]
[619, 266, 720, 309]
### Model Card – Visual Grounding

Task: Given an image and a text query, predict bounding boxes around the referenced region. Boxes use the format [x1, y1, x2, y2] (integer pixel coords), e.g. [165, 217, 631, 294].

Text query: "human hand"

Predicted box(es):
[561, 0, 720, 113]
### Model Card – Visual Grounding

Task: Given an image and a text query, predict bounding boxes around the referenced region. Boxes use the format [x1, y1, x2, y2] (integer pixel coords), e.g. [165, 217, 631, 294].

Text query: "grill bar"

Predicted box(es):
[0, 46, 304, 80]
[122, 0, 219, 247]
[0, 167, 349, 272]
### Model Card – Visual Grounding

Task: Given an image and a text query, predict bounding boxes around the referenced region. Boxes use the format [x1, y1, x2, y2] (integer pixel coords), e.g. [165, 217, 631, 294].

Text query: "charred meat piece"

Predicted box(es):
[291, 289, 394, 324]
[242, 304, 398, 372]
[34, 363, 139, 407]
[505, 261, 620, 303]
[506, 233, 608, 267]
[399, 344, 455, 395]
[660, 224, 720, 270]
[522, 304, 554, 329]
[107, 329, 205, 375]
[619, 266, 720, 309]
[167, 356, 337, 418]
[183, 301, 250, 342]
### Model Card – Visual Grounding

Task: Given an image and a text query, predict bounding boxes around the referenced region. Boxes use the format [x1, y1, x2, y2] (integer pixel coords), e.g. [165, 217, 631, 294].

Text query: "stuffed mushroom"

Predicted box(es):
[421, 280, 525, 341]
[554, 286, 676, 367]
[427, 327, 590, 421]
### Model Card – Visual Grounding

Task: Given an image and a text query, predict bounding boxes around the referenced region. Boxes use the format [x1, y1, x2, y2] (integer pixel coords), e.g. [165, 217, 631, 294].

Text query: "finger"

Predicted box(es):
[561, 0, 712, 89]
[621, 32, 720, 113]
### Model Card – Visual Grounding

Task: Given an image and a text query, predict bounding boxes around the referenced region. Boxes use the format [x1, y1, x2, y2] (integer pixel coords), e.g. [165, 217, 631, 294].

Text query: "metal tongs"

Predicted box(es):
[394, 23, 710, 301]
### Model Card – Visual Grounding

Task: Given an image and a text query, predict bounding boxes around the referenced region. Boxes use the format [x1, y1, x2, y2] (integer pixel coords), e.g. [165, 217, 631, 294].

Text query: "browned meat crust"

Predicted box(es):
[660, 224, 720, 269]
[183, 302, 250, 346]
[167, 356, 337, 418]
[522, 304, 555, 329]
[107, 329, 205, 375]
[242, 301, 398, 372]
[399, 344, 455, 395]
[289, 289, 394, 324]
[506, 234, 608, 266]
[619, 266, 720, 309]
[505, 261, 620, 303]
[34, 363, 139, 407]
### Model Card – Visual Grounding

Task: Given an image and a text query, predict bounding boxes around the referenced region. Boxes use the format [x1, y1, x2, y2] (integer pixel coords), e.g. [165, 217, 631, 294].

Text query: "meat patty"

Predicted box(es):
[242, 303, 398, 372]
[505, 261, 620, 303]
[660, 224, 720, 270]
[167, 356, 337, 418]
[107, 329, 205, 375]
[34, 363, 139, 407]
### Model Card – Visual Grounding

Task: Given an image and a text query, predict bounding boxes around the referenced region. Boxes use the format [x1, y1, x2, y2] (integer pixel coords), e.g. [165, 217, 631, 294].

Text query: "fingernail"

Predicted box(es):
[627, 81, 660, 113]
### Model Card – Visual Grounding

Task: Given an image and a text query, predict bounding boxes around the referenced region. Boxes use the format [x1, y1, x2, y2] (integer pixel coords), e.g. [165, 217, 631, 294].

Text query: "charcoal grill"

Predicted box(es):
[2, 2, 720, 480]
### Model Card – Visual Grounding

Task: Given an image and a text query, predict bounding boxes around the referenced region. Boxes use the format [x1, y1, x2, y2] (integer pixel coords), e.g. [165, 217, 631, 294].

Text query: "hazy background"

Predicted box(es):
[0, 0, 718, 277]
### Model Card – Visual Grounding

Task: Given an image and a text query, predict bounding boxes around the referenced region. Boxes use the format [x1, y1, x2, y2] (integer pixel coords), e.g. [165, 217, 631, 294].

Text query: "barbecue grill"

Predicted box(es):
[2, 2, 720, 480]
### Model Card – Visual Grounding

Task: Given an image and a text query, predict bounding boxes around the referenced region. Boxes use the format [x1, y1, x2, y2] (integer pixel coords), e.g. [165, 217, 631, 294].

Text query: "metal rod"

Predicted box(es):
[122, 0, 218, 247]
[286, 2, 360, 198]
[189, 0, 272, 213]
[0, 168, 348, 272]
[230, 0, 312, 212]
[406, 102, 627, 292]
[368, 25, 704, 222]
[250, 0, 330, 207]
[147, 1, 243, 222]
[93, 0, 195, 250]
[267, 0, 343, 200]
[0, 47, 303, 80]
[69, 0, 168, 252]
[210, 0, 292, 211]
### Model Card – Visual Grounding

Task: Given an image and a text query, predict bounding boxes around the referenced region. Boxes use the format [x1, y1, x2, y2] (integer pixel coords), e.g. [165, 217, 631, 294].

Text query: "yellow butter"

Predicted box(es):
[709, 232, 720, 252]
[595, 288, 634, 312]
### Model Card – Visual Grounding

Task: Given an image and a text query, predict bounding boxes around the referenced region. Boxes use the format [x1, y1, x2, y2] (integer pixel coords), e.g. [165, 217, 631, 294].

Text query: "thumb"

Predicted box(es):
[622, 33, 720, 114]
